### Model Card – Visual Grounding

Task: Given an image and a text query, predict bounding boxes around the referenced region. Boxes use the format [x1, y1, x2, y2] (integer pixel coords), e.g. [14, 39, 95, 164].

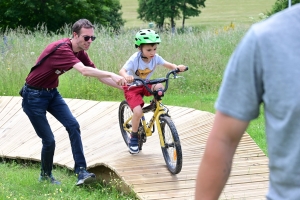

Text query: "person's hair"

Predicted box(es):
[72, 19, 95, 37]
[138, 43, 157, 49]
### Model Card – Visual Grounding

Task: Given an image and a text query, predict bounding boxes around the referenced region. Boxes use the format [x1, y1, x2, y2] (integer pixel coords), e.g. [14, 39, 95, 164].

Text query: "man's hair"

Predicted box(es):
[72, 19, 95, 36]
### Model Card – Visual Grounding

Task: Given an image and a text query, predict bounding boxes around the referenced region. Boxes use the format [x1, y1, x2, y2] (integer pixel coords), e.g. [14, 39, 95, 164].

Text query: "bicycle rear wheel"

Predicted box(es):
[118, 100, 145, 150]
[118, 100, 132, 146]
[159, 115, 183, 174]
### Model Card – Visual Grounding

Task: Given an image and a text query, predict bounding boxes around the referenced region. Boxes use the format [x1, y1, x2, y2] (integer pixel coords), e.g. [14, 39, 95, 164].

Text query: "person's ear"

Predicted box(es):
[73, 32, 78, 39]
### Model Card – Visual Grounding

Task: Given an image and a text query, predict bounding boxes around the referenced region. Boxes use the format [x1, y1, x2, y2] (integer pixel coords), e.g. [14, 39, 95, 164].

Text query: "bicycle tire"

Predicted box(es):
[118, 100, 145, 150]
[159, 115, 183, 174]
[118, 100, 132, 146]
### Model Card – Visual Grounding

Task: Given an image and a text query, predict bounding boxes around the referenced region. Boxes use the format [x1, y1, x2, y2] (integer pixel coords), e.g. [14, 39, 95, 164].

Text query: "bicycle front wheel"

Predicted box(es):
[159, 115, 183, 174]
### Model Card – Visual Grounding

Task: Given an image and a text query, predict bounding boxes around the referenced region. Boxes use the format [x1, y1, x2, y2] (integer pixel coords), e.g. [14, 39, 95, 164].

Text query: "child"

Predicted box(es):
[119, 29, 186, 154]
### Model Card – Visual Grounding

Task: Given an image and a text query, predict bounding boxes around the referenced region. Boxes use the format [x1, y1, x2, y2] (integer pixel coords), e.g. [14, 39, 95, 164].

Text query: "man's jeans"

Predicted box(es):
[21, 85, 87, 175]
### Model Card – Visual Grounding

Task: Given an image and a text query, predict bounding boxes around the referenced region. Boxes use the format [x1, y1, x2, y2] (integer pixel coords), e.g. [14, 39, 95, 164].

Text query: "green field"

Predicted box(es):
[120, 0, 276, 28]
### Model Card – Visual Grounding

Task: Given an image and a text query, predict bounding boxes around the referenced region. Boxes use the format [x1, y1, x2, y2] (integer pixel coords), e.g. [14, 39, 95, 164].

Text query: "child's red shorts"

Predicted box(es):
[122, 84, 153, 110]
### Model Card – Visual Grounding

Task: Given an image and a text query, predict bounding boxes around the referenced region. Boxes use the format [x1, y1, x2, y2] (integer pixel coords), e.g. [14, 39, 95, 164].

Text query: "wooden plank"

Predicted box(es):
[0, 96, 13, 114]
[136, 181, 268, 200]
[136, 188, 196, 200]
[0, 125, 37, 154]
[131, 173, 268, 193]
[0, 108, 25, 135]
[220, 188, 268, 199]
[0, 97, 21, 127]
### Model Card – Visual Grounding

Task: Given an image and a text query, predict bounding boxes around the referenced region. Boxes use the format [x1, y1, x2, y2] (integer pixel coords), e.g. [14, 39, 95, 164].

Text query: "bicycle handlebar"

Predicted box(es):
[131, 66, 188, 95]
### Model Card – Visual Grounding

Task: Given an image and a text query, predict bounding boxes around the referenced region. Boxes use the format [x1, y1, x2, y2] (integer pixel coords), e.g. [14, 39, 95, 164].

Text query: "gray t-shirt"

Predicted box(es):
[122, 51, 166, 81]
[215, 4, 300, 200]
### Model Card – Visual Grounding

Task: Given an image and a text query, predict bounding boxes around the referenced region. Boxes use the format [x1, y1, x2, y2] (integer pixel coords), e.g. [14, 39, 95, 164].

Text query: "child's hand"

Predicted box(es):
[125, 75, 134, 83]
[177, 65, 188, 72]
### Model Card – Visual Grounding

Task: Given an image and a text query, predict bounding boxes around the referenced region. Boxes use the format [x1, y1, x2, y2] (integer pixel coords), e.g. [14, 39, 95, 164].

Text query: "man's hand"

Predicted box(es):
[112, 74, 127, 86]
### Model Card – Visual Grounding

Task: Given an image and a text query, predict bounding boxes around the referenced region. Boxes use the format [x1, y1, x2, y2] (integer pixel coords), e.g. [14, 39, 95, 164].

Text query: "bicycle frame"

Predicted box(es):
[142, 100, 167, 147]
[122, 99, 167, 147]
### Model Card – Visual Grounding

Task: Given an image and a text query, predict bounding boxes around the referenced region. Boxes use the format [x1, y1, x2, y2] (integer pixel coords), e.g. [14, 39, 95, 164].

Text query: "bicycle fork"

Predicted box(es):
[141, 109, 167, 148]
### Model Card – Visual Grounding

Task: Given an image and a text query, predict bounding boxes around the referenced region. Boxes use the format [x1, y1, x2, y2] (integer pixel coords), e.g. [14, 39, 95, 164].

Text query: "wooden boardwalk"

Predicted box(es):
[0, 96, 269, 199]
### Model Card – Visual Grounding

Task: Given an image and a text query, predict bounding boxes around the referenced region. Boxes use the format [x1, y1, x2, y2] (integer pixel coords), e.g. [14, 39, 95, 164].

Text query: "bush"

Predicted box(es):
[267, 0, 300, 16]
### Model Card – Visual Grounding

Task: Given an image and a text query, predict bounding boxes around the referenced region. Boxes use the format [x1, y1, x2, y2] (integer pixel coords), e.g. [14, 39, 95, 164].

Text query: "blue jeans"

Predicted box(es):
[21, 85, 87, 175]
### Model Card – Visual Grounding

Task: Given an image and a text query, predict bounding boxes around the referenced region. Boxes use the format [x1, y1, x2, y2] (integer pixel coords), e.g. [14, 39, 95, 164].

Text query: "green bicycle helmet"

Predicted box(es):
[135, 29, 161, 48]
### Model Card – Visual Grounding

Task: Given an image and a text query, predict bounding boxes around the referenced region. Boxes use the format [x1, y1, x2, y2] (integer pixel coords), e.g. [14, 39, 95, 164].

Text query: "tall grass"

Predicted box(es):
[1, 24, 247, 98]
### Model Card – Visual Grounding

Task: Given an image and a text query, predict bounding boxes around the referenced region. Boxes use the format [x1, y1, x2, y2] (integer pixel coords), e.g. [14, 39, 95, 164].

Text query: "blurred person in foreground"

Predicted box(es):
[21, 19, 126, 186]
[195, 4, 300, 200]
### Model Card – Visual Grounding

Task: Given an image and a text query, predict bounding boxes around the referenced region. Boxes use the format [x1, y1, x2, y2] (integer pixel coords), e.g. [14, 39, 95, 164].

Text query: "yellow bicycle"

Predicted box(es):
[118, 68, 188, 174]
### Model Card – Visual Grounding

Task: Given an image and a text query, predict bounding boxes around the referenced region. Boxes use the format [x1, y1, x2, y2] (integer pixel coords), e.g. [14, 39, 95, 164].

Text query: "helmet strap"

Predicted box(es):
[141, 54, 148, 59]
[140, 47, 148, 59]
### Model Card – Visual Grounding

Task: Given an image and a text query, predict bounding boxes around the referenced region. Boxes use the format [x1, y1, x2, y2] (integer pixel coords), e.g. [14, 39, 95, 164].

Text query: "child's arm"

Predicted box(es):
[119, 68, 134, 83]
[163, 61, 186, 72]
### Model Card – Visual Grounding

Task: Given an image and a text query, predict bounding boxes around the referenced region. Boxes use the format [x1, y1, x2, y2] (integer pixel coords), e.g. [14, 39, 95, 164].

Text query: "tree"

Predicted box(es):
[137, 0, 167, 30]
[180, 0, 206, 29]
[168, 0, 182, 33]
[267, 0, 300, 16]
[137, 0, 180, 31]
[0, 0, 125, 33]
[137, 0, 205, 31]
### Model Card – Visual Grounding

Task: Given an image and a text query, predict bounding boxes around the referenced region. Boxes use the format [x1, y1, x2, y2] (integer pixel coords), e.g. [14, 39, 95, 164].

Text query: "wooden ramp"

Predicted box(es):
[0, 96, 269, 199]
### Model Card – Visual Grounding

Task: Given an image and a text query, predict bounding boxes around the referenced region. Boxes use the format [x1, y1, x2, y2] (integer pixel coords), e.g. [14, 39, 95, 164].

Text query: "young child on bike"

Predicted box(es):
[119, 29, 186, 154]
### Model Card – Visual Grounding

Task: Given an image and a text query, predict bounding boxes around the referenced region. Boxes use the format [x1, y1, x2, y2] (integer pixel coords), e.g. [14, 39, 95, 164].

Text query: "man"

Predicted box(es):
[195, 4, 300, 200]
[21, 19, 126, 185]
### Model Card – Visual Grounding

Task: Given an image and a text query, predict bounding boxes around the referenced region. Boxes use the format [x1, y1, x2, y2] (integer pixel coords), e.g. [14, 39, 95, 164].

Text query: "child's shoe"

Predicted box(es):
[129, 136, 139, 154]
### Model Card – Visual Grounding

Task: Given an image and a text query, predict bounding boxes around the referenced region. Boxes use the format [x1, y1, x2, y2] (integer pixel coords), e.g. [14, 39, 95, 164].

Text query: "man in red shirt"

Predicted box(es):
[21, 19, 126, 185]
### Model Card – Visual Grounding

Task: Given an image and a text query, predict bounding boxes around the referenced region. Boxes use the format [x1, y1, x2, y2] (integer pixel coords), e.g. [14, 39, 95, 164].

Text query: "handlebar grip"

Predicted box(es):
[175, 66, 189, 73]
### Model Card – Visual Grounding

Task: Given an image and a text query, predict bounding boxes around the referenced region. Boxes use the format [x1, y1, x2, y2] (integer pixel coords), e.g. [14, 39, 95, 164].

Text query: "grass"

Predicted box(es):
[120, 0, 275, 28]
[0, 0, 275, 198]
[0, 160, 137, 200]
